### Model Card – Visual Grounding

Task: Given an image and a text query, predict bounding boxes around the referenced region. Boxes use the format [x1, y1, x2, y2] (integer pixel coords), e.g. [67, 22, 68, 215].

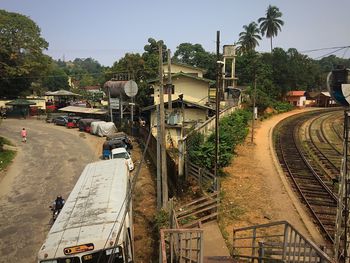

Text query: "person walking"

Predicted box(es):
[21, 128, 27, 143]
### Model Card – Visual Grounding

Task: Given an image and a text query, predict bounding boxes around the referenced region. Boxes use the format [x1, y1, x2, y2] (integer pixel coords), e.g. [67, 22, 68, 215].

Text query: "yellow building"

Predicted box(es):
[144, 62, 215, 148]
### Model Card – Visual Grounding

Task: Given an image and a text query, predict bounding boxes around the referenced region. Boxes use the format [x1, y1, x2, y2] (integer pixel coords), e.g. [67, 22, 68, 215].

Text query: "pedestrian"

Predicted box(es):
[21, 128, 27, 143]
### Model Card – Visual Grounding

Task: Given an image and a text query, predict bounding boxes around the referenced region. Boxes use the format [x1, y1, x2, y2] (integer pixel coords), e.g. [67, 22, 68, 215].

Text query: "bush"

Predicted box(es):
[273, 101, 294, 113]
[187, 109, 251, 172]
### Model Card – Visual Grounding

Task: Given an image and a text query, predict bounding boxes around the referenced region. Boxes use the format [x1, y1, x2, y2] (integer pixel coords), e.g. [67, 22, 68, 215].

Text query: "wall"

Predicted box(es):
[154, 77, 209, 105]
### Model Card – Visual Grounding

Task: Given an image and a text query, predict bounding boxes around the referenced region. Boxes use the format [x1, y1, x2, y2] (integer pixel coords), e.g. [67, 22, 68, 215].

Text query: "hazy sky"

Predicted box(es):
[1, 0, 350, 66]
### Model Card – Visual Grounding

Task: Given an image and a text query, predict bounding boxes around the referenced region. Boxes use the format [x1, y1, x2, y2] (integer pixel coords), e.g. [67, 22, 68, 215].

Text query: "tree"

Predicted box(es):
[173, 43, 217, 79]
[258, 5, 284, 52]
[0, 9, 49, 98]
[42, 62, 70, 91]
[237, 22, 262, 54]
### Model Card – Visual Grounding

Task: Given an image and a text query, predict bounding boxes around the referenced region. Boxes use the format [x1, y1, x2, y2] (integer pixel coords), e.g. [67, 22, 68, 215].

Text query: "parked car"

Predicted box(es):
[66, 116, 81, 128]
[106, 132, 133, 151]
[111, 147, 134, 171]
[53, 116, 68, 126]
[102, 139, 128, 159]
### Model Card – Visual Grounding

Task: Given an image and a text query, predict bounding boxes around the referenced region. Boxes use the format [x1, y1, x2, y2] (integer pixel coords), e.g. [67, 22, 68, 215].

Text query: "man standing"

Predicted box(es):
[21, 128, 27, 142]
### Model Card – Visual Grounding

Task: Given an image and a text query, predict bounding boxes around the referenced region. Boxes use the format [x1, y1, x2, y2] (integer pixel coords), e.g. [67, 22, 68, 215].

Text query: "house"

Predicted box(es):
[305, 91, 337, 107]
[285, 91, 306, 108]
[142, 98, 214, 148]
[144, 62, 215, 148]
[152, 62, 213, 106]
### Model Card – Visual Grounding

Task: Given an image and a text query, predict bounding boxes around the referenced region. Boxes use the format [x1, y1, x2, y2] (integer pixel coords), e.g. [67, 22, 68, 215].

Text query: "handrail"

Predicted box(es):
[233, 221, 334, 262]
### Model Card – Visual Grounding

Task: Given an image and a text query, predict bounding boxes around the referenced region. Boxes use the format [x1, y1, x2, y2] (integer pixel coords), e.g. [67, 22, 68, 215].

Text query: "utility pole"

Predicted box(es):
[156, 104, 161, 209]
[167, 49, 172, 111]
[251, 73, 257, 143]
[159, 43, 168, 208]
[215, 31, 220, 177]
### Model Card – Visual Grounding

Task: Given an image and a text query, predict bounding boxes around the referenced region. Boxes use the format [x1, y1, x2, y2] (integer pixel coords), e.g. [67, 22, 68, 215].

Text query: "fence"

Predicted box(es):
[232, 221, 333, 263]
[160, 229, 204, 263]
[185, 160, 219, 192]
[138, 127, 179, 193]
[174, 192, 220, 228]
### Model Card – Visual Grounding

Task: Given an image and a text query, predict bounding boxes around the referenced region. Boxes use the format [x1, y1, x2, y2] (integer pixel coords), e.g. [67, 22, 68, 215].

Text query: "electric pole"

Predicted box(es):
[167, 49, 172, 111]
[215, 31, 220, 177]
[159, 42, 168, 208]
[251, 73, 257, 143]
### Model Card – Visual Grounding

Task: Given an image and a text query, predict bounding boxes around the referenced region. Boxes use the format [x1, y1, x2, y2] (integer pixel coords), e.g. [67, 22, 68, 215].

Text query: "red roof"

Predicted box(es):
[287, 91, 305, 97]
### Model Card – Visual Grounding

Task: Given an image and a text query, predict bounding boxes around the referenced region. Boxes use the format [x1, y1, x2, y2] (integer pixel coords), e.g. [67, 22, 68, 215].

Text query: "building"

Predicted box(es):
[305, 91, 337, 107]
[144, 62, 215, 148]
[285, 91, 306, 108]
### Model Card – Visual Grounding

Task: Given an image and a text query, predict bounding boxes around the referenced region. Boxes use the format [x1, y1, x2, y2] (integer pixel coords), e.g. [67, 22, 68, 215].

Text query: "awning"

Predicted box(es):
[58, 106, 107, 115]
[5, 99, 36, 106]
[45, 90, 81, 96]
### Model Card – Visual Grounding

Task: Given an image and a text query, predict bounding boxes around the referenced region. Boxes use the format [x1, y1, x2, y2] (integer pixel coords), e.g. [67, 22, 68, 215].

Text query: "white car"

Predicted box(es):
[111, 147, 134, 171]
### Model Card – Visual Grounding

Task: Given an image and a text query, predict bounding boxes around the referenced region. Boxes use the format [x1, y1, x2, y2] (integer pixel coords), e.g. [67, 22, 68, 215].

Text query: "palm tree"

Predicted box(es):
[237, 22, 262, 54]
[258, 5, 284, 52]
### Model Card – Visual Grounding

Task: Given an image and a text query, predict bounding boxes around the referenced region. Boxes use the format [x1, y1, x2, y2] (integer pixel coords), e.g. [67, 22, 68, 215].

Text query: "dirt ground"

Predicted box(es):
[0, 118, 156, 263]
[220, 108, 327, 248]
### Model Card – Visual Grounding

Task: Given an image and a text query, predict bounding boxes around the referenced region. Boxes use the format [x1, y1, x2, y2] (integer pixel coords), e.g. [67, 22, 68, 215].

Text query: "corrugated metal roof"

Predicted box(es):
[59, 106, 107, 115]
[287, 91, 306, 97]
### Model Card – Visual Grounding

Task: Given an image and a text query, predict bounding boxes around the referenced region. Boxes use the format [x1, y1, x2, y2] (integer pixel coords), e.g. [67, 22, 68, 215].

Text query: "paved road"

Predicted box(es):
[0, 118, 97, 263]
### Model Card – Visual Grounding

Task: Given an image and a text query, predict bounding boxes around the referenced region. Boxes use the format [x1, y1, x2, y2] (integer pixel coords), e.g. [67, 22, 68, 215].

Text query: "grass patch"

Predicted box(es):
[0, 150, 16, 171]
[0, 136, 14, 146]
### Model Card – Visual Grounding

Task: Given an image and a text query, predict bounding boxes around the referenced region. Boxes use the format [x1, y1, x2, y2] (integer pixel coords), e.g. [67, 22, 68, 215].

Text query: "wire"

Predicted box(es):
[300, 45, 350, 53]
[314, 47, 349, 60]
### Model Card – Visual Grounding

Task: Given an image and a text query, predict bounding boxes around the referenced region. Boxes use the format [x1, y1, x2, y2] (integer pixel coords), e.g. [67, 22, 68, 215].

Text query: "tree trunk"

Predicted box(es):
[270, 37, 273, 52]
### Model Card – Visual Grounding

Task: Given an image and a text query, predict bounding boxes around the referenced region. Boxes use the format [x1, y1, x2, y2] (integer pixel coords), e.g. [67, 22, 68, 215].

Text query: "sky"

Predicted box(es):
[1, 0, 350, 66]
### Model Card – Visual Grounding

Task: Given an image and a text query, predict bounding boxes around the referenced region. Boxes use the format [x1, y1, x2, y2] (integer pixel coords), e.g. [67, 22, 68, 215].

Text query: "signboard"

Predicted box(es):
[64, 243, 94, 255]
[109, 98, 120, 110]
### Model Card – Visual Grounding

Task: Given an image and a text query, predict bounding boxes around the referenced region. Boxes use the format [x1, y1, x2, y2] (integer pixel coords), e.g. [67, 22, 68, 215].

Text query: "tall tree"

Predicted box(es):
[0, 9, 49, 98]
[237, 22, 262, 54]
[173, 43, 217, 79]
[258, 5, 284, 52]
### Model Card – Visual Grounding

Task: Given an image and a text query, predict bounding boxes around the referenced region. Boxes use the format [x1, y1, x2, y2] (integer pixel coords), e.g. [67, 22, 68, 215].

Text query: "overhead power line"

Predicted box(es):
[300, 45, 350, 53]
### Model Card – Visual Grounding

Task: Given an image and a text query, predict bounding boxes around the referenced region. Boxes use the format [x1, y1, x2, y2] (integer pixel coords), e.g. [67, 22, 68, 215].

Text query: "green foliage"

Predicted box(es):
[173, 43, 217, 80]
[237, 22, 262, 54]
[187, 110, 251, 172]
[154, 209, 169, 232]
[0, 9, 49, 98]
[258, 5, 284, 51]
[0, 149, 16, 171]
[273, 101, 293, 113]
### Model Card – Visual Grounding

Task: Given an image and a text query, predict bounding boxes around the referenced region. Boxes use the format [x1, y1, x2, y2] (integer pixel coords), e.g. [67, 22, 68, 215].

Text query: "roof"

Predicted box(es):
[38, 159, 129, 260]
[305, 91, 331, 99]
[148, 72, 214, 84]
[286, 91, 306, 97]
[59, 106, 107, 115]
[163, 61, 207, 73]
[45, 89, 81, 96]
[111, 147, 128, 154]
[142, 98, 214, 112]
[5, 99, 36, 106]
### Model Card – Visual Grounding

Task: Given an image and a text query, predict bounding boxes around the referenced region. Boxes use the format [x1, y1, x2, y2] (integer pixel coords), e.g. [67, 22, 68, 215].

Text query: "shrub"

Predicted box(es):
[187, 109, 251, 172]
[273, 101, 294, 113]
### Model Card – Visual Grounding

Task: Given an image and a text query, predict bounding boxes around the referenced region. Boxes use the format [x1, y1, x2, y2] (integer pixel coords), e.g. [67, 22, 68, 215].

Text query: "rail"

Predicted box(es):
[185, 161, 219, 192]
[232, 221, 333, 263]
[175, 192, 220, 228]
[160, 229, 204, 263]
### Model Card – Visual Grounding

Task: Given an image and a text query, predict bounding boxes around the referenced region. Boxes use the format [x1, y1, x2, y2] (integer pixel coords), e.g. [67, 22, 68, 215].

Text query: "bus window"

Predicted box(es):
[81, 247, 124, 263]
[41, 257, 80, 263]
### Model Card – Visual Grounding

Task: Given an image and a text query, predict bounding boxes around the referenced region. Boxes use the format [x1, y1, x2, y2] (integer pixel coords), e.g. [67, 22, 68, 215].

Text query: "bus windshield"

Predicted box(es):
[81, 247, 124, 263]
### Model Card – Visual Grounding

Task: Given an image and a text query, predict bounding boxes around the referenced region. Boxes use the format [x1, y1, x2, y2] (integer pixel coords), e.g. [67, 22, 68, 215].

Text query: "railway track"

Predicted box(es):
[275, 111, 339, 243]
[306, 112, 343, 182]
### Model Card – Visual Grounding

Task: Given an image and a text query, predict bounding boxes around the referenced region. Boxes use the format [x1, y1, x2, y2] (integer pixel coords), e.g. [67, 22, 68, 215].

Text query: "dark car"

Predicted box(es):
[53, 116, 68, 126]
[67, 116, 81, 128]
[102, 139, 128, 159]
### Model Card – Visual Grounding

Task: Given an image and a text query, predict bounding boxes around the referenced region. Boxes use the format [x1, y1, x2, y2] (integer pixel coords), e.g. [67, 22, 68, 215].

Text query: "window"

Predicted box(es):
[164, 84, 174, 94]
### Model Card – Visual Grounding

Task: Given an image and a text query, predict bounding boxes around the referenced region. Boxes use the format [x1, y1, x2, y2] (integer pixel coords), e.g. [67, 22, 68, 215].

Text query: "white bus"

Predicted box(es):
[38, 159, 133, 263]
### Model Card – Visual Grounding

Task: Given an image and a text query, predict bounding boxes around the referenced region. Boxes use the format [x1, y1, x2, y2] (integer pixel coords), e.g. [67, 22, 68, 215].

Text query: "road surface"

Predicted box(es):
[0, 118, 100, 263]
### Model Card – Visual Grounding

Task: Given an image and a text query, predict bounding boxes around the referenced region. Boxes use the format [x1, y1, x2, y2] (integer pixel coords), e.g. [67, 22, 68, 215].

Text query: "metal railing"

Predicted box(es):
[232, 221, 334, 263]
[185, 161, 219, 192]
[160, 229, 204, 263]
